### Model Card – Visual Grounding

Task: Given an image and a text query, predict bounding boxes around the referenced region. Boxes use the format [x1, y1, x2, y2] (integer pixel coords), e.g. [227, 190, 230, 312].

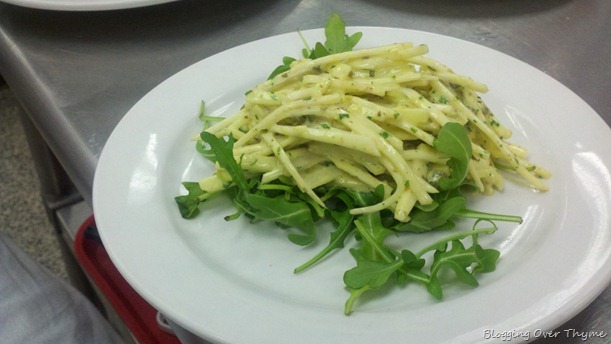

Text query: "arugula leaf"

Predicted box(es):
[433, 122, 472, 190]
[354, 212, 395, 262]
[194, 132, 319, 240]
[195, 140, 217, 162]
[179, 132, 250, 219]
[268, 12, 362, 79]
[396, 187, 522, 233]
[343, 221, 500, 312]
[427, 240, 500, 299]
[294, 204, 354, 272]
[397, 250, 430, 286]
[295, 186, 384, 273]
[245, 193, 316, 246]
[471, 244, 501, 273]
[344, 286, 370, 315]
[343, 184, 385, 207]
[268, 56, 297, 80]
[324, 13, 362, 54]
[430, 241, 479, 288]
[397, 196, 466, 233]
[174, 182, 207, 219]
[344, 248, 403, 289]
[304, 42, 330, 59]
[342, 212, 398, 314]
[199, 132, 248, 191]
[343, 248, 403, 315]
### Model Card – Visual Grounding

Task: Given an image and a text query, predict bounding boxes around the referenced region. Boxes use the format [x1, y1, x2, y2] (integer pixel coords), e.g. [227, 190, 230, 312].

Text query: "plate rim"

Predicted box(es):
[0, 0, 177, 11]
[93, 26, 611, 344]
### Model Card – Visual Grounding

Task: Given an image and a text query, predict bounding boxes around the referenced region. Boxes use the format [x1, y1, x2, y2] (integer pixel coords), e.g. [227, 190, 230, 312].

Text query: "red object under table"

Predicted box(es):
[74, 215, 180, 344]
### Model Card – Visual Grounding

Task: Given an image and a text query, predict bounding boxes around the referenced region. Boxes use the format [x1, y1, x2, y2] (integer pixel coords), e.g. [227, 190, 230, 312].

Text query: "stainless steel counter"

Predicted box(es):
[1, 0, 608, 343]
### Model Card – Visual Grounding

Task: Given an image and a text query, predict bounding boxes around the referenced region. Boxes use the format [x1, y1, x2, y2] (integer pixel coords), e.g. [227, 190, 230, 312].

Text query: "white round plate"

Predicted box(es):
[0, 0, 176, 11]
[93, 27, 611, 344]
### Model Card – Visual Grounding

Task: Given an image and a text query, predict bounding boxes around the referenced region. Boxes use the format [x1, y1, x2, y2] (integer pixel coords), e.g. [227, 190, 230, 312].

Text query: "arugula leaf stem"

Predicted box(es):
[258, 184, 294, 192]
[415, 226, 497, 258]
[344, 286, 370, 315]
[200, 115, 225, 122]
[294, 228, 354, 273]
[224, 209, 242, 221]
[355, 217, 395, 263]
[456, 209, 522, 224]
[400, 268, 430, 285]
[297, 30, 312, 56]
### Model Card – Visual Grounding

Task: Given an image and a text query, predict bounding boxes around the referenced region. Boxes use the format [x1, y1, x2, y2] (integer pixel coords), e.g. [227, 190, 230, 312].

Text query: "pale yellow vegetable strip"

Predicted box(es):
[504, 143, 528, 159]
[234, 95, 342, 148]
[409, 56, 452, 73]
[429, 80, 469, 124]
[261, 58, 318, 91]
[402, 88, 451, 127]
[340, 111, 435, 210]
[344, 106, 406, 154]
[328, 79, 398, 97]
[313, 43, 426, 73]
[200, 115, 250, 140]
[239, 155, 278, 174]
[198, 174, 225, 194]
[347, 56, 397, 70]
[327, 156, 391, 195]
[348, 96, 437, 146]
[401, 145, 445, 163]
[461, 88, 513, 140]
[342, 107, 437, 195]
[259, 43, 428, 92]
[302, 164, 345, 190]
[348, 156, 412, 216]
[245, 90, 284, 106]
[473, 159, 504, 193]
[435, 72, 489, 93]
[271, 124, 381, 156]
[333, 174, 374, 192]
[531, 165, 551, 179]
[286, 86, 325, 102]
[203, 107, 251, 136]
[516, 165, 548, 191]
[472, 143, 491, 161]
[261, 150, 328, 184]
[260, 132, 325, 207]
[233, 136, 305, 157]
[390, 72, 425, 84]
[394, 189, 418, 222]
[433, 104, 456, 116]
[406, 159, 430, 188]
[467, 160, 486, 193]
[231, 142, 269, 156]
[307, 142, 386, 175]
